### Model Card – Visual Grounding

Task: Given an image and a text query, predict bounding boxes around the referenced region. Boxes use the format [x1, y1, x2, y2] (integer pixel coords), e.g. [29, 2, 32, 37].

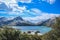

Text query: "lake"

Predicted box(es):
[11, 26, 52, 34]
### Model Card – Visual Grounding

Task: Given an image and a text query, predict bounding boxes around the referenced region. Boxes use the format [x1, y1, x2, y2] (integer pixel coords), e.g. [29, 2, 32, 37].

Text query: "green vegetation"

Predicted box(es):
[0, 27, 42, 40]
[42, 17, 60, 40]
[0, 27, 21, 40]
[0, 17, 60, 40]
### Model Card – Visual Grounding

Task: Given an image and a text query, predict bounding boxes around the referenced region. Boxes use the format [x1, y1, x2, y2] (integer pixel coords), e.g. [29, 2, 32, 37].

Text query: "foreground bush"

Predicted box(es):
[0, 27, 21, 40]
[0, 27, 42, 40]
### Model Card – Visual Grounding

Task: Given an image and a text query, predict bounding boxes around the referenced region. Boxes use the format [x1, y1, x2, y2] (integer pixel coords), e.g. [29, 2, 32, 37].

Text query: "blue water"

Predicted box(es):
[12, 26, 52, 34]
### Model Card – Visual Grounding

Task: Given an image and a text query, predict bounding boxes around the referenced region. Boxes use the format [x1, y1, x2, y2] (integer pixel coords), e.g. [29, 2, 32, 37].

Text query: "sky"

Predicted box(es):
[18, 0, 60, 13]
[0, 0, 60, 22]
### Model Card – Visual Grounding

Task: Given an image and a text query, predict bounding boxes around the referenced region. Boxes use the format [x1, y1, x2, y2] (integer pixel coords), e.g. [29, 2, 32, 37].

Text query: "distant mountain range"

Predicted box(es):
[0, 16, 35, 26]
[0, 16, 56, 26]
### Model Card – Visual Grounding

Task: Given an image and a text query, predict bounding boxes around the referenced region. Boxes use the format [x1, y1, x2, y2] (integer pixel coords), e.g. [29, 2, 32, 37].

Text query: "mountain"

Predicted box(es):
[37, 18, 56, 27]
[13, 16, 24, 21]
[0, 16, 34, 26]
[0, 17, 7, 21]
[1, 16, 34, 26]
[42, 18, 56, 27]
[0, 16, 56, 26]
[0, 17, 8, 26]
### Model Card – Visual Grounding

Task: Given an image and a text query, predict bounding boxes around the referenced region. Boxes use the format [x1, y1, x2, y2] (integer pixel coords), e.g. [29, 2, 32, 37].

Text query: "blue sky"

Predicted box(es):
[0, 0, 60, 22]
[18, 0, 60, 13]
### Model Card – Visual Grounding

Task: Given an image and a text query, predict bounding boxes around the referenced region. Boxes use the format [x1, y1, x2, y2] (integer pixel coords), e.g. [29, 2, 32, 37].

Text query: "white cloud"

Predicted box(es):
[42, 0, 56, 4]
[23, 13, 60, 23]
[18, 0, 32, 3]
[0, 0, 27, 15]
[0, 0, 17, 7]
[23, 14, 59, 20]
[31, 8, 42, 14]
[6, 7, 59, 21]
[22, 8, 60, 23]
[47, 0, 56, 4]
[0, 1, 2, 4]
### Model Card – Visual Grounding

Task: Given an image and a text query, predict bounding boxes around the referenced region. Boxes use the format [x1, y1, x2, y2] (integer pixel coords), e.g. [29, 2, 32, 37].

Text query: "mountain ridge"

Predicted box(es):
[0, 16, 56, 26]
